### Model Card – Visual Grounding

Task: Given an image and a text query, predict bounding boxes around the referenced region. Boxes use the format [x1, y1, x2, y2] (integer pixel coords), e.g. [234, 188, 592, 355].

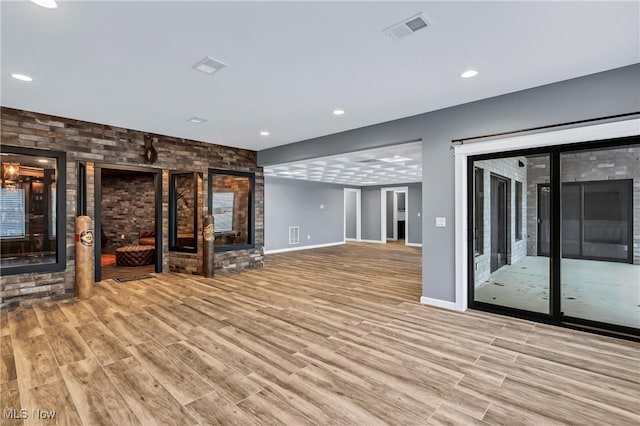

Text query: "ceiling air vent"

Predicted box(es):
[383, 13, 430, 41]
[358, 159, 383, 164]
[192, 57, 228, 75]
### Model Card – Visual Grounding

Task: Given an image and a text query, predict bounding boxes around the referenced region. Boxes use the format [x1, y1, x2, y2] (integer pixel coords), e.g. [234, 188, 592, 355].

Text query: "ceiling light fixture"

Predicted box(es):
[30, 0, 57, 9]
[460, 69, 478, 79]
[260, 131, 270, 136]
[11, 73, 33, 82]
[333, 109, 345, 116]
[187, 117, 207, 124]
[379, 156, 412, 163]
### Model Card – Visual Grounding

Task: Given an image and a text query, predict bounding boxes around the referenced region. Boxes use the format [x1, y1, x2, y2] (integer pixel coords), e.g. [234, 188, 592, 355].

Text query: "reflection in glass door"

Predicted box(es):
[471, 154, 550, 314]
[469, 138, 639, 336]
[561, 144, 640, 330]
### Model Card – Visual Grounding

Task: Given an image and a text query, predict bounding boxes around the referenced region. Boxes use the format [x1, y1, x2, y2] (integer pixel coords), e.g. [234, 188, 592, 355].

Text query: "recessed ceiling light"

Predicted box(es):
[30, 0, 57, 9]
[460, 69, 478, 79]
[187, 117, 207, 124]
[260, 131, 270, 136]
[333, 109, 345, 116]
[11, 73, 33, 82]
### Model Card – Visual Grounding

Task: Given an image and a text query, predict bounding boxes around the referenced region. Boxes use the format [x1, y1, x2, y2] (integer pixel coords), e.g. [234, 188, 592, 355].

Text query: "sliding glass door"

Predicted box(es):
[468, 138, 639, 336]
[560, 145, 638, 330]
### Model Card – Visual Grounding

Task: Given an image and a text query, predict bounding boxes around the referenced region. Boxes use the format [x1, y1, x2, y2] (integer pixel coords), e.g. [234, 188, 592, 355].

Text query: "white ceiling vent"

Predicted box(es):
[192, 57, 228, 75]
[383, 13, 430, 41]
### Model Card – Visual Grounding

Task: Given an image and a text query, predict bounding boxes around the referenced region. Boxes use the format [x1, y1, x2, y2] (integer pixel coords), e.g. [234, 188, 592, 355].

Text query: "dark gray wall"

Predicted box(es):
[264, 176, 345, 251]
[345, 190, 357, 239]
[259, 64, 640, 302]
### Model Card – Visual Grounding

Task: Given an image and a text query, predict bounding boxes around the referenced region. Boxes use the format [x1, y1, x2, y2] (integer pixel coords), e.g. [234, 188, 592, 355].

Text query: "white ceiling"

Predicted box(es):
[264, 141, 422, 186]
[2, 1, 638, 151]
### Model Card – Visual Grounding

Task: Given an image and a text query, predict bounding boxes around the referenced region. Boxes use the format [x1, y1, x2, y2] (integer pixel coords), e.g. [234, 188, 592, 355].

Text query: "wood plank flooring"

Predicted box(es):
[1, 242, 638, 425]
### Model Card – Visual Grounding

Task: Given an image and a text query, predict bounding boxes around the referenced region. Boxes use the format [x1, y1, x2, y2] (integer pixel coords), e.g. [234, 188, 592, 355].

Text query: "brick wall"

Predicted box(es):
[0, 107, 264, 307]
[101, 173, 155, 252]
[473, 157, 528, 285]
[527, 145, 640, 264]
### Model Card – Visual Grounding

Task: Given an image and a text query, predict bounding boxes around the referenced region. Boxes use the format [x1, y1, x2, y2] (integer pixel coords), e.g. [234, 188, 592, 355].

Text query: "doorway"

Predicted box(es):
[490, 174, 508, 272]
[537, 184, 551, 257]
[93, 164, 162, 281]
[381, 187, 408, 244]
[467, 137, 639, 336]
[344, 188, 361, 241]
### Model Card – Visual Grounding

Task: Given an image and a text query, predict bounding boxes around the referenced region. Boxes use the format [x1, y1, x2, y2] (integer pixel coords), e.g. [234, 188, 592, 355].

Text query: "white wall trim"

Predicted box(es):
[381, 186, 409, 245]
[360, 239, 386, 244]
[264, 241, 345, 254]
[420, 296, 460, 311]
[406, 242, 423, 248]
[453, 118, 640, 312]
[343, 188, 362, 241]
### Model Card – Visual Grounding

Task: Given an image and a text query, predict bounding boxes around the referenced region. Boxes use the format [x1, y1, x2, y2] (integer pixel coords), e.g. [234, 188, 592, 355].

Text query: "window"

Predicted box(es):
[0, 147, 66, 275]
[169, 172, 199, 253]
[515, 180, 523, 241]
[208, 169, 255, 252]
[474, 167, 484, 255]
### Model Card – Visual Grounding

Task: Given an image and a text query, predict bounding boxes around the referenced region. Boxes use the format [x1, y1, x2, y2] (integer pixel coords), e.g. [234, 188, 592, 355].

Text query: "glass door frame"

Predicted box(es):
[466, 135, 639, 338]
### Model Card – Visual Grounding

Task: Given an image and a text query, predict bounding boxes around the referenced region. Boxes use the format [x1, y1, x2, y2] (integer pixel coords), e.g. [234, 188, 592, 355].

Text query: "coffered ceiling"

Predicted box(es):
[264, 142, 422, 186]
[2, 1, 638, 151]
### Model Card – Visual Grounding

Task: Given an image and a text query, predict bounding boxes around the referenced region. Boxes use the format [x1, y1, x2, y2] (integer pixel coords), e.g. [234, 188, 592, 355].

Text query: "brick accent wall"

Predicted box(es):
[101, 173, 155, 252]
[527, 145, 640, 264]
[0, 107, 264, 307]
[473, 157, 528, 285]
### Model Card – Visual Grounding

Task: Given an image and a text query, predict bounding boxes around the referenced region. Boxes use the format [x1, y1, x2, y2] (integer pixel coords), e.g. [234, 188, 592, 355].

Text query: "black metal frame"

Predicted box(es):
[207, 168, 256, 253]
[169, 171, 199, 253]
[0, 146, 67, 276]
[467, 135, 639, 339]
[77, 162, 87, 216]
[93, 163, 162, 281]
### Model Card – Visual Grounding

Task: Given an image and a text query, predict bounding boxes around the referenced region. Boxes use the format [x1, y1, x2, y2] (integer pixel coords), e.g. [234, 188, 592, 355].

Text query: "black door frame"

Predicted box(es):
[93, 163, 162, 281]
[467, 135, 639, 339]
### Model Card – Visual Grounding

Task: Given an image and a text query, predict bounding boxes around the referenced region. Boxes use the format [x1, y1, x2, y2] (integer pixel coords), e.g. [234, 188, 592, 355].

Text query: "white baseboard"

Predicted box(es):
[360, 239, 385, 244]
[420, 296, 462, 311]
[405, 242, 422, 248]
[345, 238, 360, 242]
[264, 241, 345, 254]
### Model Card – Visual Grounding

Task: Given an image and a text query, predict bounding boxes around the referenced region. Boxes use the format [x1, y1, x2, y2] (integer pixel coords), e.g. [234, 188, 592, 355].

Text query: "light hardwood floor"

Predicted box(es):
[1, 242, 639, 425]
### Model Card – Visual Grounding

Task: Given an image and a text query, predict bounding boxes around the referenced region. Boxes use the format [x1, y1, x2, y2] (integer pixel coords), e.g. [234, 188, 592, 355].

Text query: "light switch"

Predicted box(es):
[417, 212, 421, 217]
[435, 217, 446, 227]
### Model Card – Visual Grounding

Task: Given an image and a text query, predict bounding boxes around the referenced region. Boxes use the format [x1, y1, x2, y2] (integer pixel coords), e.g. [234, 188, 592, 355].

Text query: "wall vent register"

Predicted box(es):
[289, 226, 300, 245]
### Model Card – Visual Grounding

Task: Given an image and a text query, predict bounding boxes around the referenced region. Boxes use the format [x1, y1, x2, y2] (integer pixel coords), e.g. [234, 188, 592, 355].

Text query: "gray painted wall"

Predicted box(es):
[345, 190, 357, 239]
[407, 183, 422, 244]
[264, 176, 345, 251]
[386, 191, 394, 239]
[361, 187, 382, 241]
[361, 183, 422, 244]
[259, 64, 640, 302]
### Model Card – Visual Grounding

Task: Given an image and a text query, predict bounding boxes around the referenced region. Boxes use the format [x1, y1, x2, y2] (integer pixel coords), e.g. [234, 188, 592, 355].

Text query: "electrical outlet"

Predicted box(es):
[320, 204, 324, 210]
[307, 235, 311, 240]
